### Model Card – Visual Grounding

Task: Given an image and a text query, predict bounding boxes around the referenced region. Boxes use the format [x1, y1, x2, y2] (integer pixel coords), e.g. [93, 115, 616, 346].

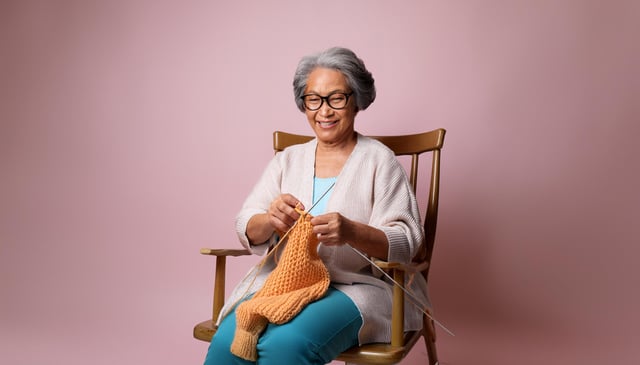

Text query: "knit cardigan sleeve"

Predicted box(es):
[370, 160, 424, 264]
[234, 141, 315, 256]
[328, 135, 424, 264]
[234, 155, 283, 256]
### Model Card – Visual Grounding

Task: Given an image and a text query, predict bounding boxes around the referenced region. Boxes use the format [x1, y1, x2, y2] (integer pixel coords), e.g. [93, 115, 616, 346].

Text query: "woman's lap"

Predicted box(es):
[203, 287, 362, 365]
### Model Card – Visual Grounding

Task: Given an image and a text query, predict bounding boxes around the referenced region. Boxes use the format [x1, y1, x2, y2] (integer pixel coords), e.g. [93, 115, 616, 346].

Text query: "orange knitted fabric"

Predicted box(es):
[230, 210, 330, 361]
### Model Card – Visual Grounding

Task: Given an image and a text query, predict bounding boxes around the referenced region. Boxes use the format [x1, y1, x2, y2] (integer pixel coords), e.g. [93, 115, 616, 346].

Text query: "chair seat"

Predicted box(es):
[336, 330, 423, 365]
[194, 319, 423, 365]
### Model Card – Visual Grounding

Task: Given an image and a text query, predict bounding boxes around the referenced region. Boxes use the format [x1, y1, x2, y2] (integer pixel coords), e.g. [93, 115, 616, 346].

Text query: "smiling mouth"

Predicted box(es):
[317, 120, 338, 128]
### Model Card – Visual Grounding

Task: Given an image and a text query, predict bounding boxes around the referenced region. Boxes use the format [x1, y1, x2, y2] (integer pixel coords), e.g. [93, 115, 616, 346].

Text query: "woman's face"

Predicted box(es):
[303, 67, 358, 145]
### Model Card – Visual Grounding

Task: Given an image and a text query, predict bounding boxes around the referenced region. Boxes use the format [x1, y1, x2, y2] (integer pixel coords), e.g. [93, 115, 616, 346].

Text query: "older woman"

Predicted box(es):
[203, 47, 427, 365]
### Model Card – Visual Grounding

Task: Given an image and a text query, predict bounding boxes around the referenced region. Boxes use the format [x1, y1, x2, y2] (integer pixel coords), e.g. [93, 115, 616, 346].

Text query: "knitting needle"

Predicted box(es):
[347, 244, 456, 337]
[273, 181, 335, 249]
[304, 182, 455, 336]
[245, 182, 337, 276]
[230, 183, 336, 303]
[305, 181, 336, 214]
[280, 181, 336, 239]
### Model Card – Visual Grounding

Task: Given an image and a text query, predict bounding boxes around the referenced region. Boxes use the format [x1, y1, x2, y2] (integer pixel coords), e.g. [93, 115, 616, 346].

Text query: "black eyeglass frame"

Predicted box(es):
[300, 92, 354, 111]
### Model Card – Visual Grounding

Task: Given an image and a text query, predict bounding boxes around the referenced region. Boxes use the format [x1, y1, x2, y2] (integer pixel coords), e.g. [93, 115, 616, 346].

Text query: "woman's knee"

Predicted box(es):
[257, 329, 324, 365]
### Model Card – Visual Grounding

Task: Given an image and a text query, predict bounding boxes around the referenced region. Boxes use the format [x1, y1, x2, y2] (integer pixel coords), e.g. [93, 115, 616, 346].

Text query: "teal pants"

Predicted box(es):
[203, 287, 363, 365]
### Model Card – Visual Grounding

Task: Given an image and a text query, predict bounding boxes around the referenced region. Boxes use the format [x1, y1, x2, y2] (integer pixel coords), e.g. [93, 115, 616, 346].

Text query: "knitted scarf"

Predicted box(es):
[230, 210, 330, 361]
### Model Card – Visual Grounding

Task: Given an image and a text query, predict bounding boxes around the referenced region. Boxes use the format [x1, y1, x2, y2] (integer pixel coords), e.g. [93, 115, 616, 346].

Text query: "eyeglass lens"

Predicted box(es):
[303, 93, 350, 110]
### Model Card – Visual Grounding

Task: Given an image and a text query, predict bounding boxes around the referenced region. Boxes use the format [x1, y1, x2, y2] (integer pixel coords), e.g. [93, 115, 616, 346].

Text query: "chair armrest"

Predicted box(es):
[371, 259, 429, 347]
[200, 247, 251, 322]
[200, 248, 251, 256]
[373, 259, 429, 273]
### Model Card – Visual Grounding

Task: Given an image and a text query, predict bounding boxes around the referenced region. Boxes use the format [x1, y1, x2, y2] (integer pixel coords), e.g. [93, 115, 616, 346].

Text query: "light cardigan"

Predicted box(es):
[222, 133, 429, 345]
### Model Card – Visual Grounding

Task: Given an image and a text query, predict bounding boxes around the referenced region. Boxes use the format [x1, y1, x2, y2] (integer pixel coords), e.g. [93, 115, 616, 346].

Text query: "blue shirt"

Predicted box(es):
[308, 176, 336, 216]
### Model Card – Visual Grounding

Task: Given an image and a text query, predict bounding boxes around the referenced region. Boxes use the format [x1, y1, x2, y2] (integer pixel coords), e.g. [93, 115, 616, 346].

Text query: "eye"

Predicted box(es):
[329, 95, 346, 103]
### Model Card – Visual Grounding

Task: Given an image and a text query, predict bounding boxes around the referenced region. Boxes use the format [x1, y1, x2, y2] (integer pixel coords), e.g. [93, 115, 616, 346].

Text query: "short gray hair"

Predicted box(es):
[293, 47, 376, 112]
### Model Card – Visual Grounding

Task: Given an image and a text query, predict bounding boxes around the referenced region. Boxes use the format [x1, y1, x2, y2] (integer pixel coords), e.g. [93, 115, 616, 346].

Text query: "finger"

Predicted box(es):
[272, 197, 296, 220]
[312, 224, 324, 235]
[278, 196, 304, 224]
[270, 207, 295, 230]
[282, 194, 303, 211]
[309, 215, 328, 226]
[278, 210, 297, 228]
[270, 214, 289, 233]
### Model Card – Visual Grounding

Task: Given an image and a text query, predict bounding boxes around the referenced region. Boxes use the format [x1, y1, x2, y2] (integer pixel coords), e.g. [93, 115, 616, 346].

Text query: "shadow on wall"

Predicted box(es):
[429, 189, 553, 333]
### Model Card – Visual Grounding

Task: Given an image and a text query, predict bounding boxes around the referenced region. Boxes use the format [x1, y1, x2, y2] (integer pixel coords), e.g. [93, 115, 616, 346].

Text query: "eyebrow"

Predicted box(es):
[303, 89, 350, 96]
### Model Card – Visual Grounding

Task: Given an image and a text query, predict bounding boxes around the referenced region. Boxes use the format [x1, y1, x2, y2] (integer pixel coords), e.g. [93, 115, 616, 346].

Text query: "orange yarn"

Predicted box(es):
[230, 210, 330, 361]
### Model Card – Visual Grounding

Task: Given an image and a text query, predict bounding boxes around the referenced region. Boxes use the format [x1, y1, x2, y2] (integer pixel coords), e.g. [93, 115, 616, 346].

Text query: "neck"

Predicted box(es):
[316, 131, 357, 153]
[314, 132, 357, 178]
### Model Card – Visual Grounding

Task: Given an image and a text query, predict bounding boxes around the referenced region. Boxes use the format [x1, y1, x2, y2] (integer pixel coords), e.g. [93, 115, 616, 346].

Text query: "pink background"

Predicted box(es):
[1, 1, 639, 364]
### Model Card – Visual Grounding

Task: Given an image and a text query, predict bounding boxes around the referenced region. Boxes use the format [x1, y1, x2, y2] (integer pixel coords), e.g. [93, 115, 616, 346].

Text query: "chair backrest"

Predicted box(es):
[273, 129, 446, 280]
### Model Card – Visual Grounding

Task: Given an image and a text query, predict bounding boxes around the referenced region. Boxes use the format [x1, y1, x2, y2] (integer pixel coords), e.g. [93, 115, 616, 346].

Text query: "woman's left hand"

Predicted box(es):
[310, 213, 354, 246]
[310, 212, 390, 259]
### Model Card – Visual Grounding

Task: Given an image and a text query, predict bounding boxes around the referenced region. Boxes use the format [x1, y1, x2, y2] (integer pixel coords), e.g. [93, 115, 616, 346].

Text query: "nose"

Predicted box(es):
[318, 101, 334, 117]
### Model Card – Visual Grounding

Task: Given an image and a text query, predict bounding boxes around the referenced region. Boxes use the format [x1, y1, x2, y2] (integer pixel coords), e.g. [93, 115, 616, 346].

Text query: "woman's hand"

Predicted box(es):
[310, 212, 389, 259]
[310, 213, 353, 246]
[246, 194, 304, 245]
[268, 194, 304, 235]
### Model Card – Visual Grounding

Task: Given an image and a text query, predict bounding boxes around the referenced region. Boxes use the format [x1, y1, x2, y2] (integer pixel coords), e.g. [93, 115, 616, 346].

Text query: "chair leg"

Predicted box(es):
[424, 318, 438, 365]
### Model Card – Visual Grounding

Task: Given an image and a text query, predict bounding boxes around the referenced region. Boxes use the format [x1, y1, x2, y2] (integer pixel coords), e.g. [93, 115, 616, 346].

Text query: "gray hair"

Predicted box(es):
[293, 47, 376, 112]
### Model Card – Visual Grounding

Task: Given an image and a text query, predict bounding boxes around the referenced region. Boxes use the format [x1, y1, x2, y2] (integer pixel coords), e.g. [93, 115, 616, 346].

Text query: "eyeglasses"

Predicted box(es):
[301, 92, 353, 111]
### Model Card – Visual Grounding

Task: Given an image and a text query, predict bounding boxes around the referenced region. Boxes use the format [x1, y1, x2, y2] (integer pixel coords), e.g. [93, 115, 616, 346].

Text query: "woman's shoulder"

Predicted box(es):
[273, 137, 316, 163]
[356, 133, 396, 159]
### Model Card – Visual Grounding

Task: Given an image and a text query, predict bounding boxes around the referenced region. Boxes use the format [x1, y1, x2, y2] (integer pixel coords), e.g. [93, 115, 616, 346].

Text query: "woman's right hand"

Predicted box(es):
[268, 194, 304, 234]
[246, 194, 304, 245]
